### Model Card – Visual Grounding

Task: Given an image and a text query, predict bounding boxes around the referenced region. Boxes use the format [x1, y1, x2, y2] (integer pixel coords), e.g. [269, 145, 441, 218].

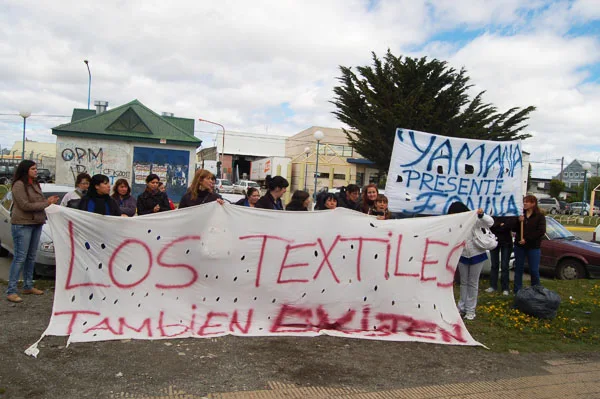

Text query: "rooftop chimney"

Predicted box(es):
[94, 100, 108, 114]
[162, 112, 174, 117]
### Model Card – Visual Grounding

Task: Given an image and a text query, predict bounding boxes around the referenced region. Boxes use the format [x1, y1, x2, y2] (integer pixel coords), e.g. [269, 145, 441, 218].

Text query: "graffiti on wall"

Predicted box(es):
[131, 147, 190, 203]
[57, 141, 131, 186]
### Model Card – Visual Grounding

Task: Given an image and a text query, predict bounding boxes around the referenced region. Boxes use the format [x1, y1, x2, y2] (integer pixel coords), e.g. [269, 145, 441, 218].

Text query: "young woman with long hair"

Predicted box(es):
[360, 184, 379, 214]
[60, 172, 91, 207]
[255, 175, 289, 210]
[136, 174, 171, 215]
[336, 184, 360, 211]
[315, 192, 337, 210]
[78, 174, 122, 216]
[6, 160, 60, 303]
[235, 187, 260, 207]
[179, 169, 224, 208]
[285, 190, 311, 211]
[111, 178, 137, 217]
[513, 195, 546, 293]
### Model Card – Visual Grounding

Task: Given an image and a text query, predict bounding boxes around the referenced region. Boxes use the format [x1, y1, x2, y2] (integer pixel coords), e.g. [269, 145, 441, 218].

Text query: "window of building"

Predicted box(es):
[575, 172, 579, 178]
[317, 144, 353, 157]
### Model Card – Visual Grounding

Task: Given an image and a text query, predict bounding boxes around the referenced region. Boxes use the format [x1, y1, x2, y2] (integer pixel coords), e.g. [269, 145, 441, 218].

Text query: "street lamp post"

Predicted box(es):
[313, 130, 324, 201]
[198, 118, 225, 179]
[19, 111, 31, 160]
[84, 60, 91, 110]
[303, 146, 310, 191]
[582, 162, 592, 215]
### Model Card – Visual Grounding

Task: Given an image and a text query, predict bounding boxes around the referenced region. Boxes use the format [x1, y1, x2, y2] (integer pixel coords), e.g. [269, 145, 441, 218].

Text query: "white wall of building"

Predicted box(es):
[216, 131, 286, 157]
[56, 136, 195, 187]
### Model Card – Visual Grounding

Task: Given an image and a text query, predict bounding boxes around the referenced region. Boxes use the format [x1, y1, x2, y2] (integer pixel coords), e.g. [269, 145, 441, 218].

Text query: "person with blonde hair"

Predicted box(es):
[179, 169, 224, 208]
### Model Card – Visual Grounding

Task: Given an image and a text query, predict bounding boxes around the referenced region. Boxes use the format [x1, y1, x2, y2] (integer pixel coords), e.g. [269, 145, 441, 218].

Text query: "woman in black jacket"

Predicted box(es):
[78, 174, 122, 216]
[179, 169, 224, 208]
[255, 175, 288, 210]
[513, 195, 546, 294]
[136, 174, 171, 215]
[336, 184, 360, 211]
[286, 190, 310, 211]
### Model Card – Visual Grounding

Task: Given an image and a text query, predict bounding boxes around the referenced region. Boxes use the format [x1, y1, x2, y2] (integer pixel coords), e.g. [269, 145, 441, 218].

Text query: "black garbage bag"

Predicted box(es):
[514, 285, 561, 319]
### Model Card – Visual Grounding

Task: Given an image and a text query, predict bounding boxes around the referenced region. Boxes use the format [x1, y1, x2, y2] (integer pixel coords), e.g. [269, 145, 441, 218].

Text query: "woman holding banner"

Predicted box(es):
[78, 174, 123, 216]
[179, 169, 224, 208]
[513, 195, 546, 294]
[255, 175, 288, 210]
[360, 184, 379, 214]
[448, 202, 493, 321]
[336, 184, 360, 211]
[137, 174, 171, 215]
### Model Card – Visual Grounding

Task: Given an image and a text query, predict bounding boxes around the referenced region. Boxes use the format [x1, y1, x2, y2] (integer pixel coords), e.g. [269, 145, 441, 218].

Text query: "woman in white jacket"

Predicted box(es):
[448, 202, 493, 321]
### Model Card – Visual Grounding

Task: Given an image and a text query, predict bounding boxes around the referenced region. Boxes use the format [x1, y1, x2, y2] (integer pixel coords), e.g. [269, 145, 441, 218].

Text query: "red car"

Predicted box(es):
[541, 217, 600, 279]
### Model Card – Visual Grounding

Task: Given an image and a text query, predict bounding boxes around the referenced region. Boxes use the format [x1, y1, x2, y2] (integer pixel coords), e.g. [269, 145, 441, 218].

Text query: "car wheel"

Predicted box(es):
[0, 177, 9, 185]
[584, 211, 589, 216]
[550, 208, 557, 214]
[556, 259, 586, 280]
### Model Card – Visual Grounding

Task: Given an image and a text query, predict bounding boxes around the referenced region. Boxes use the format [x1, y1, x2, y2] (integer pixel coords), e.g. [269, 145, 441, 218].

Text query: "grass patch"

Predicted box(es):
[465, 279, 600, 352]
[0, 278, 55, 291]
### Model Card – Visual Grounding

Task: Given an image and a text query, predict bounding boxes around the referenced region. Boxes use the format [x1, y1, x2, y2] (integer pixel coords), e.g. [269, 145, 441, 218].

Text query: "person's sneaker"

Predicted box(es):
[484, 287, 496, 293]
[22, 288, 44, 295]
[502, 290, 510, 296]
[464, 312, 476, 320]
[7, 294, 23, 303]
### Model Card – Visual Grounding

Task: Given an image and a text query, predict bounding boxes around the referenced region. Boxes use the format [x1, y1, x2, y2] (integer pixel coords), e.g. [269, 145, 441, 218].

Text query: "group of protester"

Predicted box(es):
[5, 160, 546, 323]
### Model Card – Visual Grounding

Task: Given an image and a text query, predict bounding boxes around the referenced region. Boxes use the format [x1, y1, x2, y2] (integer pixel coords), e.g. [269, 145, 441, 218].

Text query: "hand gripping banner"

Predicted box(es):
[27, 204, 481, 356]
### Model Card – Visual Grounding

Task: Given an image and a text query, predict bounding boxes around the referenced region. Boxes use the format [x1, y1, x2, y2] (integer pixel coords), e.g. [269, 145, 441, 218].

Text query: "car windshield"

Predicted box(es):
[220, 180, 232, 186]
[248, 182, 260, 188]
[546, 217, 576, 240]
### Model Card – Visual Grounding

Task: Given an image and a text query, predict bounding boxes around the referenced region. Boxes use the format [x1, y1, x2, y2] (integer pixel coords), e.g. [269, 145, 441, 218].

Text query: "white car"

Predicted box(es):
[233, 180, 261, 195]
[215, 178, 234, 194]
[0, 184, 73, 277]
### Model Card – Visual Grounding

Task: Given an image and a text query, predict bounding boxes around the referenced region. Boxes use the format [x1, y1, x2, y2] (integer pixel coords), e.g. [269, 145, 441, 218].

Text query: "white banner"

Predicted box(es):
[31, 204, 482, 353]
[385, 128, 523, 216]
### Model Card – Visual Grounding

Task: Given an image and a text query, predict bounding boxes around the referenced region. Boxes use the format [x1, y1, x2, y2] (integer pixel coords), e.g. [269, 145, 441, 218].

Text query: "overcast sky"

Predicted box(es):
[1, 0, 598, 178]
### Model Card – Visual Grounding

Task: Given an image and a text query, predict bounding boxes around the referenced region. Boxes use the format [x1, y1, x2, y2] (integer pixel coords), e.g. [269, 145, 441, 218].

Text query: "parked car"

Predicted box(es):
[538, 197, 560, 214]
[37, 168, 53, 183]
[233, 180, 261, 195]
[568, 202, 591, 216]
[558, 200, 569, 214]
[220, 193, 245, 204]
[215, 178, 234, 194]
[0, 184, 72, 276]
[537, 217, 600, 279]
[0, 165, 15, 185]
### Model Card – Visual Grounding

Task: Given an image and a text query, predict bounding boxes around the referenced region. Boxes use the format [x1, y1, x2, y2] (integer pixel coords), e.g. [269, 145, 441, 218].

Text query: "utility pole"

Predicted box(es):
[559, 156, 564, 182]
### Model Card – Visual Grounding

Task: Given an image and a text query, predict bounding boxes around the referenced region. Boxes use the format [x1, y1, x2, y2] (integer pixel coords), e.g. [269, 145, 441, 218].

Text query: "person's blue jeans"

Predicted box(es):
[6, 224, 43, 296]
[513, 245, 541, 294]
[490, 242, 513, 291]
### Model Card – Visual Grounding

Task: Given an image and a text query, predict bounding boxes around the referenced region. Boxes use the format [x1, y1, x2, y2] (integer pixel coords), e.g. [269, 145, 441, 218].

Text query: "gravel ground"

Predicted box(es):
[1, 289, 599, 399]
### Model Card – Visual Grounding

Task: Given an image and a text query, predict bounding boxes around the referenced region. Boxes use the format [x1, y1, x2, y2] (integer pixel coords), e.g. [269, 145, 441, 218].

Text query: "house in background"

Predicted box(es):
[52, 99, 201, 202]
[554, 159, 599, 188]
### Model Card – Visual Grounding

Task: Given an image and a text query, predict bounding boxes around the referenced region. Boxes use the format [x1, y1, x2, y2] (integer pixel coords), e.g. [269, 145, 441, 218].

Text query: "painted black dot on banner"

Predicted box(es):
[215, 275, 219, 280]
[131, 292, 134, 296]
[85, 267, 89, 271]
[392, 300, 395, 306]
[449, 228, 452, 233]
[145, 293, 148, 297]
[89, 293, 93, 300]
[302, 293, 306, 298]
[321, 289, 325, 294]
[241, 255, 246, 261]
[186, 249, 190, 254]
[147, 229, 151, 233]
[83, 321, 87, 325]
[127, 264, 132, 272]
[202, 297, 206, 302]
[254, 297, 257, 301]
[71, 295, 75, 302]
[259, 328, 263, 331]
[216, 297, 220, 302]
[348, 279, 352, 283]
[374, 254, 378, 259]
[460, 224, 463, 228]
[413, 235, 419, 238]
[433, 304, 437, 310]
[101, 243, 106, 249]
[342, 255, 346, 260]
[268, 316, 271, 320]
[370, 223, 376, 228]
[272, 298, 276, 303]
[314, 250, 318, 257]
[363, 296, 367, 302]
[114, 299, 118, 304]
[161, 293, 164, 296]
[234, 298, 238, 303]
[233, 276, 238, 282]
[396, 175, 403, 183]
[409, 256, 413, 262]
[374, 285, 378, 291]
[437, 165, 444, 174]
[93, 334, 97, 337]
[98, 263, 102, 269]
[205, 274, 209, 278]
[102, 297, 106, 301]
[418, 304, 421, 309]
[156, 236, 161, 240]
[246, 269, 250, 273]
[138, 304, 141, 308]
[176, 297, 179, 300]
[85, 242, 90, 250]
[350, 244, 354, 249]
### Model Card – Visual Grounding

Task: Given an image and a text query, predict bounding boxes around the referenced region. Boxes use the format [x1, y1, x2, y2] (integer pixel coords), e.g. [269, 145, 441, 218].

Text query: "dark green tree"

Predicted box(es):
[548, 179, 565, 198]
[331, 50, 536, 170]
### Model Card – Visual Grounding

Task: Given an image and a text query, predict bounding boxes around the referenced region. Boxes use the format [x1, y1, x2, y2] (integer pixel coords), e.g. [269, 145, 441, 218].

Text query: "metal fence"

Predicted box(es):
[549, 215, 600, 226]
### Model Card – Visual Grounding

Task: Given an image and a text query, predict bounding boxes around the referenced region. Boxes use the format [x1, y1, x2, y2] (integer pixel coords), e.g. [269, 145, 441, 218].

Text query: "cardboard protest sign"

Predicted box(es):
[385, 128, 523, 216]
[27, 204, 482, 356]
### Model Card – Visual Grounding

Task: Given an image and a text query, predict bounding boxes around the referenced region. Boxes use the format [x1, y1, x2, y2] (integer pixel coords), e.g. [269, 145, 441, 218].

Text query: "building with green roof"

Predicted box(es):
[52, 100, 201, 202]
